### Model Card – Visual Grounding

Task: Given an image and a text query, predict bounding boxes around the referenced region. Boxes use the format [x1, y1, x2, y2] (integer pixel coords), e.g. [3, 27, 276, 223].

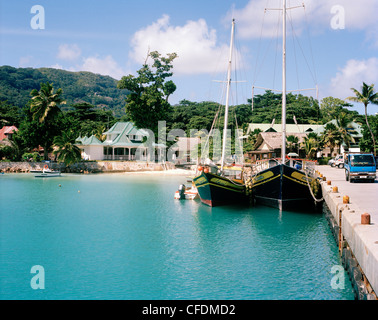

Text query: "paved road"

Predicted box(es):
[316, 165, 378, 218]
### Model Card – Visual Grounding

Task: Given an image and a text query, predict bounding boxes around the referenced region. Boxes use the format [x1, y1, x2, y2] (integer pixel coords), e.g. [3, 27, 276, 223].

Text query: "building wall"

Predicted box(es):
[82, 146, 103, 160]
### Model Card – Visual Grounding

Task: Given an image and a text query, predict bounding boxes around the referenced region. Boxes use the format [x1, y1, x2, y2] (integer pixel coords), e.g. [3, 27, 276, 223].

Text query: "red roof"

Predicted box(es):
[0, 126, 18, 141]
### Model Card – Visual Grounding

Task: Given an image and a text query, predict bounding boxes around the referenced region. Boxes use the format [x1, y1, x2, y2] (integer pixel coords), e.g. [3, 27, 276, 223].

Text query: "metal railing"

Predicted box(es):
[245, 158, 317, 180]
[103, 155, 138, 161]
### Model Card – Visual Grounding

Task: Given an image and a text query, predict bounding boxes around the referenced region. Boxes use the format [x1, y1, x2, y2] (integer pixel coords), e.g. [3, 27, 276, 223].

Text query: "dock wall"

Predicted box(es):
[320, 176, 378, 300]
[0, 161, 175, 173]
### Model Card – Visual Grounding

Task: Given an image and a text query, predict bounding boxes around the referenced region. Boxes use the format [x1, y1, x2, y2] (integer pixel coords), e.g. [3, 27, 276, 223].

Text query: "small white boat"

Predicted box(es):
[34, 165, 61, 178]
[174, 184, 199, 200]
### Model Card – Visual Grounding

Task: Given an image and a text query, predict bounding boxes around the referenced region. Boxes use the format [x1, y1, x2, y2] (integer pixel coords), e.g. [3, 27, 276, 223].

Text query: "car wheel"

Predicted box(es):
[346, 172, 349, 181]
[331, 163, 335, 167]
[338, 163, 344, 169]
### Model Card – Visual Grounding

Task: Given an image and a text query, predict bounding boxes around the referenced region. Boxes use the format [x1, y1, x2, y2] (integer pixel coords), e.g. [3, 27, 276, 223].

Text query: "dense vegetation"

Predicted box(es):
[0, 64, 377, 163]
[0, 66, 129, 117]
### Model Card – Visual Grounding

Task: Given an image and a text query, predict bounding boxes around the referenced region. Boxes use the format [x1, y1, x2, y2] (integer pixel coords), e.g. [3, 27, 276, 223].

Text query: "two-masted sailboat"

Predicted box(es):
[249, 0, 322, 211]
[193, 1, 322, 210]
[193, 19, 248, 207]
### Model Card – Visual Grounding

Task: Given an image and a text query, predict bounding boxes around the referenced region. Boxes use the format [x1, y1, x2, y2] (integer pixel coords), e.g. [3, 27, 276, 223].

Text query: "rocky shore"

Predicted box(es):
[0, 161, 176, 174]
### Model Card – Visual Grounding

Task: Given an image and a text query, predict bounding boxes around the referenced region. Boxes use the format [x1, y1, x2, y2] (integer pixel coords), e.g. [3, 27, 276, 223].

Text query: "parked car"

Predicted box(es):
[335, 158, 344, 168]
[328, 155, 343, 167]
[345, 153, 376, 183]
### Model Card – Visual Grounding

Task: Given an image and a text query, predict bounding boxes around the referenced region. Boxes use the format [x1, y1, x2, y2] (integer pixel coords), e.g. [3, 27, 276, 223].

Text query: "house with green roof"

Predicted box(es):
[246, 123, 324, 135]
[76, 135, 104, 160]
[76, 122, 166, 161]
[245, 120, 364, 160]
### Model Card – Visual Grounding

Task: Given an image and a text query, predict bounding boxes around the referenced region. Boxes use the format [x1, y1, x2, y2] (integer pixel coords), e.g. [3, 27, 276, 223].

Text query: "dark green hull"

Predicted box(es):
[193, 172, 247, 207]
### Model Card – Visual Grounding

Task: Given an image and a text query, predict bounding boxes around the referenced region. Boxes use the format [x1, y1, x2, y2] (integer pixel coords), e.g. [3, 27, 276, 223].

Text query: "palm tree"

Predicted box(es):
[301, 133, 321, 159]
[245, 128, 262, 152]
[347, 82, 378, 156]
[53, 130, 82, 166]
[29, 82, 66, 159]
[302, 135, 317, 159]
[286, 135, 299, 153]
[30, 82, 66, 123]
[335, 112, 355, 153]
[321, 123, 342, 157]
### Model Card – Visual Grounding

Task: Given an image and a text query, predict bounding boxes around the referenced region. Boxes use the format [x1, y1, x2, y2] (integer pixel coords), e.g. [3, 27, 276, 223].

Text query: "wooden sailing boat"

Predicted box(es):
[193, 19, 248, 207]
[249, 0, 322, 211]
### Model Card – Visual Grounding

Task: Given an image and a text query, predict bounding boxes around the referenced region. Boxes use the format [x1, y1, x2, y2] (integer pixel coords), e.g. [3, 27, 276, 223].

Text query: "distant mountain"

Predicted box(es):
[0, 66, 129, 117]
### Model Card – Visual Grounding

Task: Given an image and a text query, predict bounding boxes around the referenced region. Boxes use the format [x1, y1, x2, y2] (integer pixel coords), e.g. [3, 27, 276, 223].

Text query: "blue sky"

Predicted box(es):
[1, 0, 378, 115]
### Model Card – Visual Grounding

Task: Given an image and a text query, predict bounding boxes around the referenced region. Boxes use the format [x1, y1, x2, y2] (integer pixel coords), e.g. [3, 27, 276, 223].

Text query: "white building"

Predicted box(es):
[76, 122, 166, 161]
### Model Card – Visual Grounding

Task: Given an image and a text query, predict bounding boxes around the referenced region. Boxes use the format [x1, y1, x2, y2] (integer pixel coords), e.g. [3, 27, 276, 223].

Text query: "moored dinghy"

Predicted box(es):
[174, 183, 199, 200]
[34, 164, 61, 178]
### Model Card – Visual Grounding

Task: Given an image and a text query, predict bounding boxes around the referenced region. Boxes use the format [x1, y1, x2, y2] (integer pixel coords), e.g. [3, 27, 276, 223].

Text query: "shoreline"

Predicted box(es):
[0, 160, 190, 174]
[120, 168, 195, 175]
[0, 161, 195, 176]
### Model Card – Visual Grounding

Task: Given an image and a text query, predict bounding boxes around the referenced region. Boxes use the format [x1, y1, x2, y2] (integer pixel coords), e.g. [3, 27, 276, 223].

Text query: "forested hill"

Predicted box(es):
[0, 66, 128, 117]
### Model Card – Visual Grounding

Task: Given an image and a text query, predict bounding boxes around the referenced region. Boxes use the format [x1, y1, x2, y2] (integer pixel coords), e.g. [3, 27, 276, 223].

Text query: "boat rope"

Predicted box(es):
[200, 105, 221, 162]
[225, 175, 245, 187]
[303, 166, 324, 203]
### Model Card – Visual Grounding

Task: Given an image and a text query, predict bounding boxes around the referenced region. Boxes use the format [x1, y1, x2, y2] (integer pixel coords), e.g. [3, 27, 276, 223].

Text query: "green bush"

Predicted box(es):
[0, 146, 16, 160]
[22, 152, 41, 162]
[317, 157, 331, 165]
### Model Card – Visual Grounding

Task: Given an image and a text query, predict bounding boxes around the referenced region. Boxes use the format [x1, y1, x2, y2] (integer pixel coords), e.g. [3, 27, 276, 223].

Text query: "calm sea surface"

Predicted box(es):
[0, 173, 354, 300]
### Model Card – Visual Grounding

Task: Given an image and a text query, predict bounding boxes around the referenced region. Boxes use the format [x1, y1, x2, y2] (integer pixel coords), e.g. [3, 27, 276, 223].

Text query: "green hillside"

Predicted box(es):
[0, 66, 128, 117]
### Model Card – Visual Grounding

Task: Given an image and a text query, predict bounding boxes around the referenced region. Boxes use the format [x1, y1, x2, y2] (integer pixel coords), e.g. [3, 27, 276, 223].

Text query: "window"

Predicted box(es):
[114, 148, 124, 156]
[351, 155, 375, 167]
[103, 147, 112, 155]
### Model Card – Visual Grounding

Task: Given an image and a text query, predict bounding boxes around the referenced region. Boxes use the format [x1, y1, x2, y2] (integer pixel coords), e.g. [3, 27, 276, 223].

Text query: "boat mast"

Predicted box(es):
[281, 0, 287, 164]
[220, 18, 235, 173]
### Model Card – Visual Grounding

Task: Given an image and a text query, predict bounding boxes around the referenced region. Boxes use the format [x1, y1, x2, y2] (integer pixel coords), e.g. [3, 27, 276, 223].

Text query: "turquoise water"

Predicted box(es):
[0, 173, 354, 300]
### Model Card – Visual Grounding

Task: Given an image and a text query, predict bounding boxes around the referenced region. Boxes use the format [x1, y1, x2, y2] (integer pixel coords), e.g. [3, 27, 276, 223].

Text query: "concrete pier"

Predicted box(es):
[316, 165, 378, 299]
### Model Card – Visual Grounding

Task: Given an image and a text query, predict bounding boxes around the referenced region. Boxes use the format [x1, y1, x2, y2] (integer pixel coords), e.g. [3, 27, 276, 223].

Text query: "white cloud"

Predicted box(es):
[329, 57, 378, 99]
[129, 15, 235, 75]
[53, 44, 127, 79]
[57, 44, 81, 61]
[49, 63, 64, 70]
[229, 0, 378, 39]
[80, 55, 125, 80]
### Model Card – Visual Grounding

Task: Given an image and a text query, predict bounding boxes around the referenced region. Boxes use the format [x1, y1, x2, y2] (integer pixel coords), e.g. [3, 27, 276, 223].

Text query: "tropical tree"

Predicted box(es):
[320, 96, 352, 124]
[117, 51, 178, 137]
[359, 116, 378, 153]
[0, 138, 20, 161]
[30, 82, 66, 123]
[321, 123, 340, 157]
[347, 82, 378, 156]
[0, 101, 22, 127]
[244, 128, 262, 153]
[29, 82, 66, 159]
[286, 135, 299, 153]
[302, 133, 320, 159]
[53, 130, 82, 166]
[335, 112, 355, 152]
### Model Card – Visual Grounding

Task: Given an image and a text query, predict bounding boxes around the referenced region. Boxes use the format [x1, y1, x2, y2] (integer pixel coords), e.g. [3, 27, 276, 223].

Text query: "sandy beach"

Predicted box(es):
[121, 168, 195, 176]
